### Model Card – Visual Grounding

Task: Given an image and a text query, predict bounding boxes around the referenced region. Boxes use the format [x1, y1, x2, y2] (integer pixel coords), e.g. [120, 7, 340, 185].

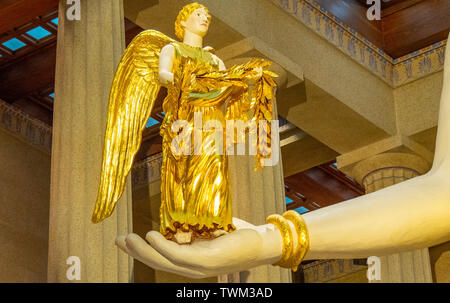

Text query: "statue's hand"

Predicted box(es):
[115, 218, 283, 279]
[245, 66, 264, 86]
[254, 66, 264, 79]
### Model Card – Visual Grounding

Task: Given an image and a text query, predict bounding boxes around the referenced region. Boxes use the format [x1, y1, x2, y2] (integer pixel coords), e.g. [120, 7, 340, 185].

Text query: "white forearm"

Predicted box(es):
[302, 171, 450, 259]
[159, 71, 174, 86]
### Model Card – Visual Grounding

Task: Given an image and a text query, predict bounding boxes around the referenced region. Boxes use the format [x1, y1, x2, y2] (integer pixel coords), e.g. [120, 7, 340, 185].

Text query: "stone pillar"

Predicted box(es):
[48, 0, 133, 282]
[351, 153, 433, 283]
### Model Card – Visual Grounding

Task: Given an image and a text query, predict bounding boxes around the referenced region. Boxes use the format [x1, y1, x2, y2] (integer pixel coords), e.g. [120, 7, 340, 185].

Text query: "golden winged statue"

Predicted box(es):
[92, 3, 278, 244]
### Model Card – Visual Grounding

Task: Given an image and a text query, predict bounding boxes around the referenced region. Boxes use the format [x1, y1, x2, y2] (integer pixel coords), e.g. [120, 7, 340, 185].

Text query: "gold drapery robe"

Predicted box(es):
[159, 42, 277, 240]
[90, 30, 276, 239]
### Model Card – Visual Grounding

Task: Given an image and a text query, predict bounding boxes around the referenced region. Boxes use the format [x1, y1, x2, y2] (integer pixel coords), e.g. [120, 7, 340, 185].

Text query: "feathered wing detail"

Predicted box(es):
[92, 30, 174, 223]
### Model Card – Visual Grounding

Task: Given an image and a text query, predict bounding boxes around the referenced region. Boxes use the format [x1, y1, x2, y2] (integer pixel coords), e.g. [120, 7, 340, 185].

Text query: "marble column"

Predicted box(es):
[48, 0, 133, 282]
[352, 153, 433, 283]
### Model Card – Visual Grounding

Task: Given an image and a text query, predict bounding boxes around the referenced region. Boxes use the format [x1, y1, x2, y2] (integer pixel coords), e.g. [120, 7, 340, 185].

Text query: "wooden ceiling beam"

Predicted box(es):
[313, 0, 384, 49]
[355, 0, 417, 10]
[313, 0, 450, 58]
[381, 0, 424, 17]
[0, 15, 150, 133]
[0, 43, 56, 103]
[382, 0, 450, 58]
[27, 94, 53, 111]
[284, 165, 363, 211]
[0, 0, 58, 34]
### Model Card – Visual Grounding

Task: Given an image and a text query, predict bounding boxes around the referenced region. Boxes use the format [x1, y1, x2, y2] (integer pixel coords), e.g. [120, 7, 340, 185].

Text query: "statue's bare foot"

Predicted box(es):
[174, 231, 193, 244]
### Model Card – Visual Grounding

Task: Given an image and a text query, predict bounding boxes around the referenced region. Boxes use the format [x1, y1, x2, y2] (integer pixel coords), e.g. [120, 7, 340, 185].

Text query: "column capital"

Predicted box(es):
[337, 133, 433, 185]
[349, 152, 431, 187]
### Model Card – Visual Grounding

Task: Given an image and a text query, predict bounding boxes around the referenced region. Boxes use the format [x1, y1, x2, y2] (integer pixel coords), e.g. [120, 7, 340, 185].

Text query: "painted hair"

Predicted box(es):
[175, 2, 211, 40]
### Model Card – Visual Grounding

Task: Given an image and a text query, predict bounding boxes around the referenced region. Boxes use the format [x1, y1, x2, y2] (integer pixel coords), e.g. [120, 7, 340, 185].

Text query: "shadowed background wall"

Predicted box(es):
[0, 128, 51, 282]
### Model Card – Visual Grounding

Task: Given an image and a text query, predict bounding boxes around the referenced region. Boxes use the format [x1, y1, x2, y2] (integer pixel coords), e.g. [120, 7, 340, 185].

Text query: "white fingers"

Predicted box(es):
[116, 235, 133, 256]
[145, 229, 263, 273]
[115, 234, 206, 279]
[145, 231, 196, 266]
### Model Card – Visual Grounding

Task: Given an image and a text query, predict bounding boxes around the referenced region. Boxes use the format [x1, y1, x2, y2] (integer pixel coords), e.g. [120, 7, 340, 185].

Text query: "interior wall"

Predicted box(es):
[0, 128, 51, 282]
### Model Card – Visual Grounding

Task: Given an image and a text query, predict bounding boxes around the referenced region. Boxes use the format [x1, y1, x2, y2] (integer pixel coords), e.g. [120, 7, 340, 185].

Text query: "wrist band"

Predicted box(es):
[266, 214, 293, 268]
[283, 210, 310, 272]
[266, 211, 310, 272]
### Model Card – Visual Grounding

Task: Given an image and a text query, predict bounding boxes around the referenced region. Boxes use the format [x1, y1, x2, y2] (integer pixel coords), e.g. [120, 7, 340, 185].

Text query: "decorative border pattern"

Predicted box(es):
[303, 259, 367, 283]
[132, 153, 163, 187]
[0, 99, 52, 154]
[274, 0, 447, 87]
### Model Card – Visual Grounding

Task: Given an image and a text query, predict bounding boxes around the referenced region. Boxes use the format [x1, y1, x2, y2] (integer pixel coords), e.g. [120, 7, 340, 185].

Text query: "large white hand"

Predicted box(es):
[115, 218, 283, 279]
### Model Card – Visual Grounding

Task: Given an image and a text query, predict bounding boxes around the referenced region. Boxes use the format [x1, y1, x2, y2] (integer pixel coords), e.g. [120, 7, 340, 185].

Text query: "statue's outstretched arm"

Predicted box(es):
[305, 34, 449, 259]
[116, 34, 450, 279]
[118, 167, 450, 278]
[304, 171, 450, 259]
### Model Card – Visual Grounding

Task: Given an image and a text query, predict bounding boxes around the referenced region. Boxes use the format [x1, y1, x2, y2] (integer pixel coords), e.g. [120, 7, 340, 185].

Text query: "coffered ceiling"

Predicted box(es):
[315, 0, 450, 58]
[1, 0, 449, 127]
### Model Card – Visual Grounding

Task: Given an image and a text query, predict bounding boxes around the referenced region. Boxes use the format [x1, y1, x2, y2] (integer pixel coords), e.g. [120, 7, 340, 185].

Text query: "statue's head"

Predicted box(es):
[175, 2, 211, 40]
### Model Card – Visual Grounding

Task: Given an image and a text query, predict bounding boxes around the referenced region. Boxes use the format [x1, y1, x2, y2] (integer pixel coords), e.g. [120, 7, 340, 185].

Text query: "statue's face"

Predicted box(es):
[181, 8, 210, 38]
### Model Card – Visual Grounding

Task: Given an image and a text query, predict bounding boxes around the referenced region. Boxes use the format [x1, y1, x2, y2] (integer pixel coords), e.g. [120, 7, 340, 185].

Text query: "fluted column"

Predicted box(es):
[352, 153, 433, 283]
[48, 0, 132, 282]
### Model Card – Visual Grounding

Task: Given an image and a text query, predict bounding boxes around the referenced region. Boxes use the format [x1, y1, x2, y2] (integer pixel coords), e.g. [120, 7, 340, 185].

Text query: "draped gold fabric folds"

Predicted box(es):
[92, 30, 277, 241]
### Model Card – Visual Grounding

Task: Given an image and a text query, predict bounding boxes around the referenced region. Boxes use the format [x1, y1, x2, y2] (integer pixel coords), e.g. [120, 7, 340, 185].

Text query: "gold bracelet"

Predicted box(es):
[282, 210, 310, 272]
[266, 214, 293, 268]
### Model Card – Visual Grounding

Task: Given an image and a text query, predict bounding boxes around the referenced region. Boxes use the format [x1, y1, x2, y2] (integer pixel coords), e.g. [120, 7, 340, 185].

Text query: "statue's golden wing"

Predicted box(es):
[92, 30, 174, 223]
